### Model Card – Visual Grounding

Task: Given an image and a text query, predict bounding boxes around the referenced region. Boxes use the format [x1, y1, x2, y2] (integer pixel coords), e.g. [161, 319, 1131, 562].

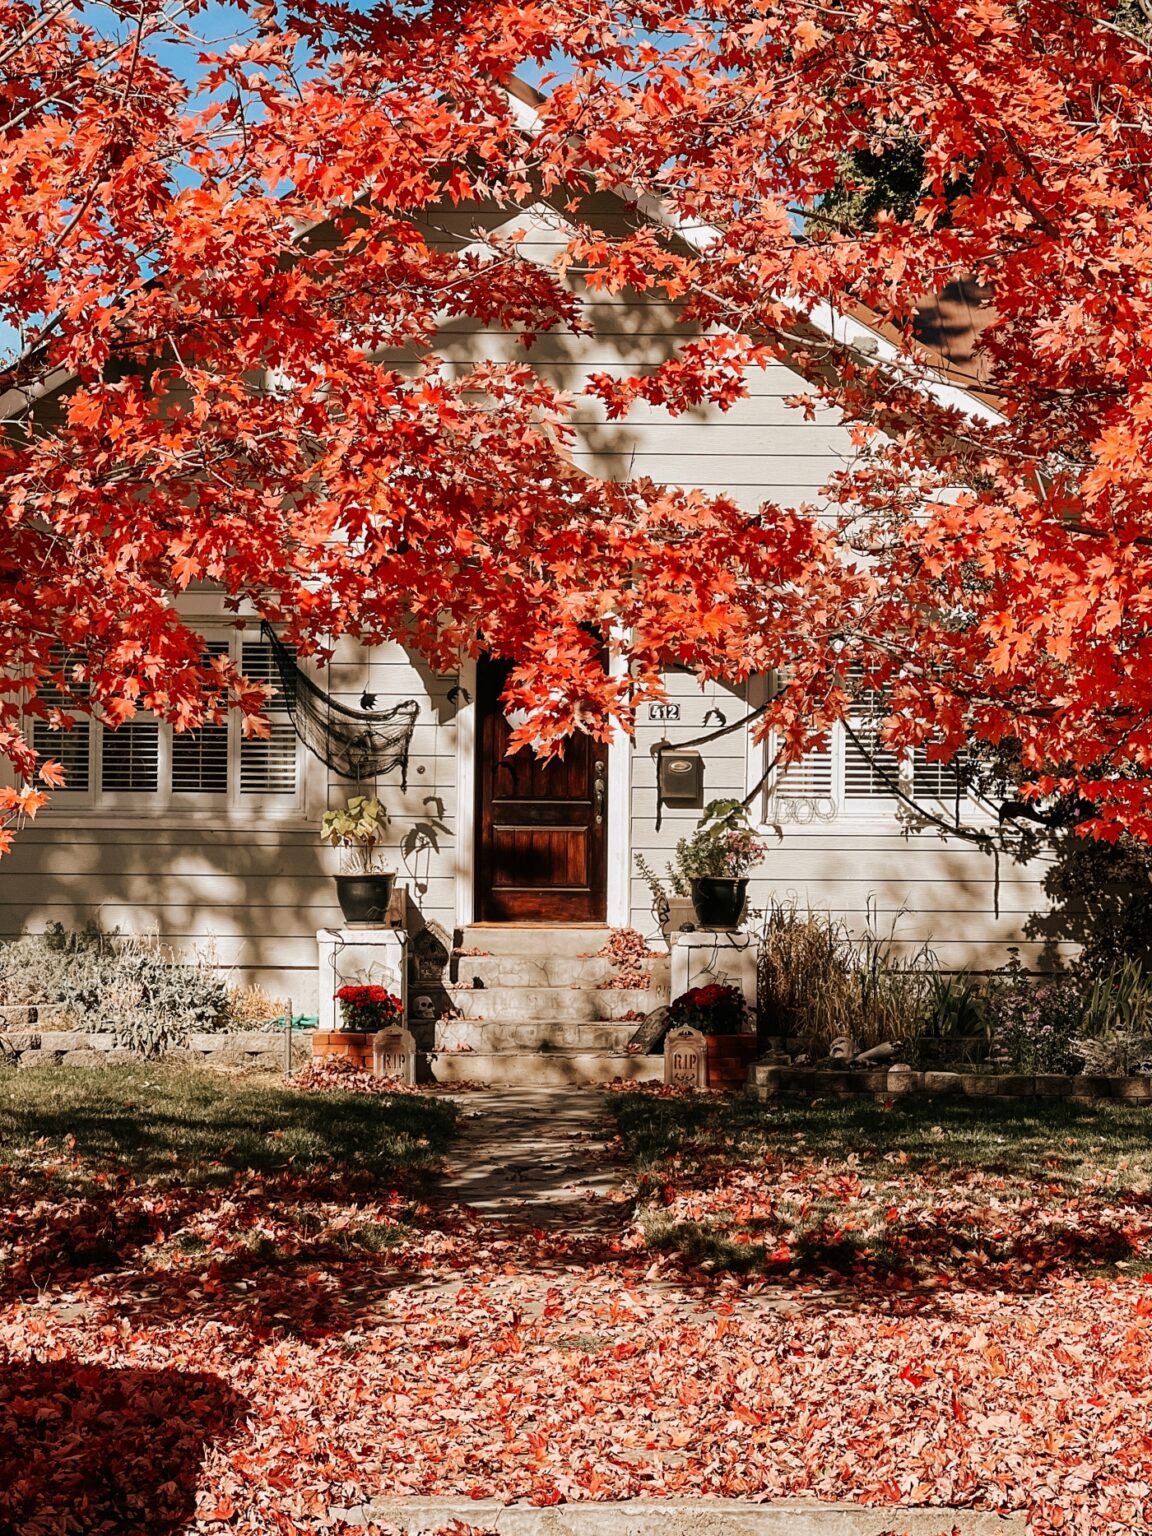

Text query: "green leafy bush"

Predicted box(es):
[907, 971, 990, 1067]
[0, 922, 227, 1055]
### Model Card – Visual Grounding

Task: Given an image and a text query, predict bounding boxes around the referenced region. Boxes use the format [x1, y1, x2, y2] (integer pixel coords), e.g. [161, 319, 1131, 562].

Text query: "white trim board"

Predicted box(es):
[453, 656, 478, 931]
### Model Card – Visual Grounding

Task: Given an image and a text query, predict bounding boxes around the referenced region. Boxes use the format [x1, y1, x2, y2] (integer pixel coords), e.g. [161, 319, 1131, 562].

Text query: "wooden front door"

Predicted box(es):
[475, 656, 608, 922]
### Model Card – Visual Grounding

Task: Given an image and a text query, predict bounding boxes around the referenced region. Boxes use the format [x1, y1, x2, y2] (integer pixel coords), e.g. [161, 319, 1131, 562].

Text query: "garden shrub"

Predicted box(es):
[0, 922, 228, 1055]
[756, 906, 1152, 1073]
[986, 959, 1083, 1073]
[756, 902, 934, 1053]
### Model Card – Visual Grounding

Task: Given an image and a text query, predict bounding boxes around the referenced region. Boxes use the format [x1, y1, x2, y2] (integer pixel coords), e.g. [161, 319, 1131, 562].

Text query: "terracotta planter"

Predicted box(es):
[311, 1030, 375, 1071]
[705, 1032, 758, 1091]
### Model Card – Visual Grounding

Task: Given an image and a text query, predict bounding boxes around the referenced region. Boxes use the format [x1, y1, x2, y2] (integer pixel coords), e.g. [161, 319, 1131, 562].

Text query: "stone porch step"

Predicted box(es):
[435, 1019, 640, 1053]
[426, 1049, 662, 1088]
[444, 985, 659, 1023]
[461, 924, 613, 958]
[454, 953, 670, 990]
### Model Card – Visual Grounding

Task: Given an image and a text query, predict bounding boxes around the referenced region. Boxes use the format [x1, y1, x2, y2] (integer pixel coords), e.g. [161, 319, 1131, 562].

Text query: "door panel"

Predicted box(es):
[475, 657, 608, 921]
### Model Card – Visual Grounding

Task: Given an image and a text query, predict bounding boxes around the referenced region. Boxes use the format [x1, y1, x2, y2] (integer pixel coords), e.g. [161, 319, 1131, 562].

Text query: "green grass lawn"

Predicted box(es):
[0, 1060, 455, 1188]
[609, 1090, 1152, 1287]
[0, 1062, 458, 1330]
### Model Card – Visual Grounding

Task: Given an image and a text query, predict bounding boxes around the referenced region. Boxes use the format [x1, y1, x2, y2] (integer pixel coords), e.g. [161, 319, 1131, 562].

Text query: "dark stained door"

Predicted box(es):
[475, 656, 608, 922]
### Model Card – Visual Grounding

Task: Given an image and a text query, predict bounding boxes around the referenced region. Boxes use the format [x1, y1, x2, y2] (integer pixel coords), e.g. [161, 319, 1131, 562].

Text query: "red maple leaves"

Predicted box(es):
[5, 2, 1152, 837]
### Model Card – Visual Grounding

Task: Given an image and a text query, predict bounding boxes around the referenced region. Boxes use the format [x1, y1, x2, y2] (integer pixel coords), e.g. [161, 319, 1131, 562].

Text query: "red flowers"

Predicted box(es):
[667, 983, 747, 1035]
[335, 985, 398, 1005]
[335, 985, 403, 1031]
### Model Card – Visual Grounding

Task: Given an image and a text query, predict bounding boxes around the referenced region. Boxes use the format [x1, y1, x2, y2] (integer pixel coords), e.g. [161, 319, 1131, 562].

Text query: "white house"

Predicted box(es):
[2, 155, 1069, 1023]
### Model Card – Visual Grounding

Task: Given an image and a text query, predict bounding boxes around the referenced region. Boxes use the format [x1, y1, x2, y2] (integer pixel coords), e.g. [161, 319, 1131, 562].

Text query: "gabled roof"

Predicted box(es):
[3, 70, 1004, 430]
[500, 74, 1004, 427]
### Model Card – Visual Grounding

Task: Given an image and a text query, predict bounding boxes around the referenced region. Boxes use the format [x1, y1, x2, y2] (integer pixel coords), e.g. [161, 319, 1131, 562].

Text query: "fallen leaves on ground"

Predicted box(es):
[1, 1080, 1151, 1535]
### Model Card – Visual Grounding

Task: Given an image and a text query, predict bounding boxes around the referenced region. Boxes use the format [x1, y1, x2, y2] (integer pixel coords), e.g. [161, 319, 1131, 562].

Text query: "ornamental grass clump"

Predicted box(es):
[756, 902, 934, 1054]
[335, 984, 404, 1032]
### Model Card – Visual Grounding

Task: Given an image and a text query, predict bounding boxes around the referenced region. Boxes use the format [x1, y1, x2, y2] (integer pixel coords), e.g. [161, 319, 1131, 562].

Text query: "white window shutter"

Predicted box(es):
[101, 718, 159, 792]
[775, 742, 834, 799]
[843, 671, 900, 801]
[32, 649, 91, 791]
[172, 642, 229, 794]
[239, 639, 299, 797]
[913, 746, 963, 800]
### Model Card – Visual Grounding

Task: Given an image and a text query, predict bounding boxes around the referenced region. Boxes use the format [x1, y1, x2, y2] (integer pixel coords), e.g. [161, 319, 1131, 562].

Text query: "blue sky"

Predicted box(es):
[3, 3, 582, 369]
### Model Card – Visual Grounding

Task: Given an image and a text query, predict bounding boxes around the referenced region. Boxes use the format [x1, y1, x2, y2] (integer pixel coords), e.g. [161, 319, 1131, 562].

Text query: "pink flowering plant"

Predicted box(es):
[987, 956, 1081, 1073]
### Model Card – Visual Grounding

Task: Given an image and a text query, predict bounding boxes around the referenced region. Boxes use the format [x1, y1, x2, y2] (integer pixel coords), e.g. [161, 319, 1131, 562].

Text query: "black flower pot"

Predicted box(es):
[690, 877, 747, 929]
[335, 873, 396, 925]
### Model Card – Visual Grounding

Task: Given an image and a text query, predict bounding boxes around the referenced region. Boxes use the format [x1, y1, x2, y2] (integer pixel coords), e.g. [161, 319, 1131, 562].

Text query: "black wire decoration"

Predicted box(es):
[259, 622, 419, 786]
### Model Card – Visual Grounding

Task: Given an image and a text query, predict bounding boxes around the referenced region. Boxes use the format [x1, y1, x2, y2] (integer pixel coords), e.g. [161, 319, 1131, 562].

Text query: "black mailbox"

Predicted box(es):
[658, 749, 704, 806]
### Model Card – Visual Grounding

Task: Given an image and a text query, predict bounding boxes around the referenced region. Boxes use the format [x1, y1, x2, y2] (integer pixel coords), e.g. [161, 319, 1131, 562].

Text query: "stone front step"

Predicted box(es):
[435, 1019, 639, 1053]
[426, 1049, 662, 1087]
[444, 985, 657, 1023]
[454, 952, 670, 991]
[461, 924, 613, 958]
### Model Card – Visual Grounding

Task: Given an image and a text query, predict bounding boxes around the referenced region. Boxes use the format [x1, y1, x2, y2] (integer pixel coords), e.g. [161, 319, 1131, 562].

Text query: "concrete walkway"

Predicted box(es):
[437, 1087, 626, 1230]
[333, 1496, 1027, 1535]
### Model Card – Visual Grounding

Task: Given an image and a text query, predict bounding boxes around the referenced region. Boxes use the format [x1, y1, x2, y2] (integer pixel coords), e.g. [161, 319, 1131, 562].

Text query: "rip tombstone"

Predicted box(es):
[372, 1027, 416, 1087]
[664, 1025, 707, 1089]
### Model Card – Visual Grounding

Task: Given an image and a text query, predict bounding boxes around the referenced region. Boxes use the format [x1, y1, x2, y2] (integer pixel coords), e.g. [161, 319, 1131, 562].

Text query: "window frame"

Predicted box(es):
[27, 627, 313, 824]
[763, 723, 981, 824]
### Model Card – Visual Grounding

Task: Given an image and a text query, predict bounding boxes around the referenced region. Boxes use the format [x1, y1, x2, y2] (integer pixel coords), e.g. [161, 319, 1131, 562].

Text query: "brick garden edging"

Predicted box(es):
[748, 1061, 1152, 1105]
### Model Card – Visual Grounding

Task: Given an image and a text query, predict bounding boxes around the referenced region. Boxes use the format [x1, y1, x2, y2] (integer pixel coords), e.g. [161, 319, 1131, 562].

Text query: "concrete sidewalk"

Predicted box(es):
[437, 1087, 627, 1229]
[332, 1496, 1027, 1535]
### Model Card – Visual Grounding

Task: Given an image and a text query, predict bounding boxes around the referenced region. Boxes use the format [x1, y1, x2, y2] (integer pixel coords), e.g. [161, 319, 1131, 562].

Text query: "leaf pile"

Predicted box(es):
[1, 1069, 1151, 1534]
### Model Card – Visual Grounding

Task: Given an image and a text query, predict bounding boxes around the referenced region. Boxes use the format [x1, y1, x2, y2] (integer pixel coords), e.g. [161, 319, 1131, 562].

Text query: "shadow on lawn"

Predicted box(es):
[0, 1358, 247, 1535]
[0, 1066, 461, 1338]
[0, 1165, 472, 1338]
[612, 1090, 1152, 1296]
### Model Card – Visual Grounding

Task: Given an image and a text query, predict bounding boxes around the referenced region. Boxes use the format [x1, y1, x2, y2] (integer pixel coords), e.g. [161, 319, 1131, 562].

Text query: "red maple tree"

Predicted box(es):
[4, 1, 1152, 841]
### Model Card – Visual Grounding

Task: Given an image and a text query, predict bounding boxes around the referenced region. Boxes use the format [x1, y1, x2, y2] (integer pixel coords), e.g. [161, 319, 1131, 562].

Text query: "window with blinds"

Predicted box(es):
[843, 672, 900, 802]
[31, 653, 90, 793]
[172, 643, 229, 795]
[774, 743, 834, 798]
[843, 721, 901, 799]
[913, 747, 964, 800]
[101, 718, 160, 792]
[239, 640, 298, 797]
[28, 632, 302, 813]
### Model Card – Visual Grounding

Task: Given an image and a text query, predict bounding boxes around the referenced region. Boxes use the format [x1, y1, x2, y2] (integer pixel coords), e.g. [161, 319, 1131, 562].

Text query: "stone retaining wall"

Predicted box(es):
[749, 1061, 1152, 1104]
[0, 1019, 299, 1070]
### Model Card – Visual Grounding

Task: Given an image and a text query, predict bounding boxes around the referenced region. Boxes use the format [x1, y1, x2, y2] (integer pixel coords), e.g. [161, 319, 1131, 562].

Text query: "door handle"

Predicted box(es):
[593, 762, 606, 825]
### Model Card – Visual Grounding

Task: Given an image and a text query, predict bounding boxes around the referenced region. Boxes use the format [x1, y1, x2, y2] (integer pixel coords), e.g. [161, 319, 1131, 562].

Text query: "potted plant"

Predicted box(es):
[666, 981, 757, 1089]
[312, 983, 405, 1069]
[321, 796, 395, 924]
[674, 799, 767, 928]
